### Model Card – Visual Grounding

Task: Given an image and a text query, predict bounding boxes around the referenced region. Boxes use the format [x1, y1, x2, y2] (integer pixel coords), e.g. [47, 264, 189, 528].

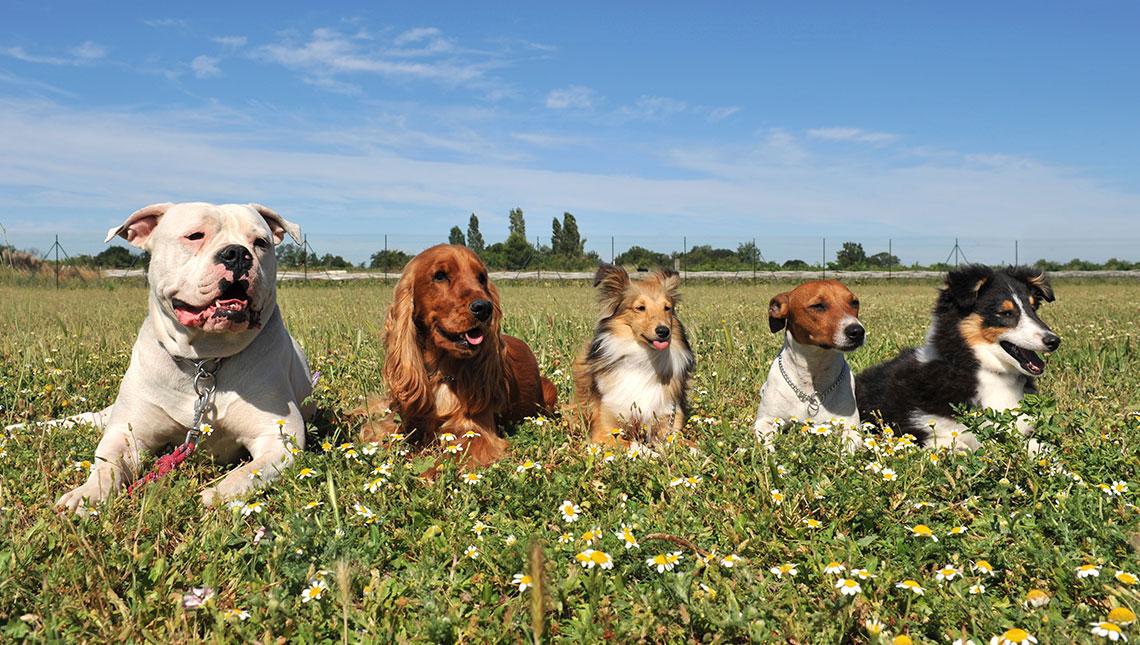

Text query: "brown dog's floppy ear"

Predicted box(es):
[593, 264, 630, 316]
[383, 256, 430, 417]
[768, 292, 790, 333]
[944, 264, 994, 310]
[105, 202, 174, 249]
[653, 268, 682, 302]
[249, 203, 302, 245]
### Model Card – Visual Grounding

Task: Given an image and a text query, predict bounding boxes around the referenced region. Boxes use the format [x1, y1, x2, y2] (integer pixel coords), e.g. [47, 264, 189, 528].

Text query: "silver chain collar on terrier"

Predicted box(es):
[777, 352, 846, 417]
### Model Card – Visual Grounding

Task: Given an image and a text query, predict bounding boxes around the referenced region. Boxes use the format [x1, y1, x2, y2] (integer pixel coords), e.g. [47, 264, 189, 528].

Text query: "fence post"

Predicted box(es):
[610, 236, 614, 264]
[302, 234, 308, 280]
[1015, 239, 1019, 266]
[752, 237, 757, 280]
[822, 237, 826, 279]
[384, 234, 389, 284]
[536, 235, 541, 279]
[682, 236, 687, 279]
[888, 238, 893, 279]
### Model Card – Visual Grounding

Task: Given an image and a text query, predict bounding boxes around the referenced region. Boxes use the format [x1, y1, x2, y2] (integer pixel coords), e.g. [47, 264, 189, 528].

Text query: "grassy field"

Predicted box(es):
[0, 276, 1138, 643]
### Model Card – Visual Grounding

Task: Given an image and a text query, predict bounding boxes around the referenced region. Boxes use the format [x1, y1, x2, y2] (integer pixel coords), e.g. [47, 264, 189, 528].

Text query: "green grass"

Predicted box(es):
[0, 278, 1138, 643]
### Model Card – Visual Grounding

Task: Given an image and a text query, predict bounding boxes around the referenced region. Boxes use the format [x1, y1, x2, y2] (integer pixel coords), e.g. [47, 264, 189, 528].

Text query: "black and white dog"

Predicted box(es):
[856, 265, 1060, 450]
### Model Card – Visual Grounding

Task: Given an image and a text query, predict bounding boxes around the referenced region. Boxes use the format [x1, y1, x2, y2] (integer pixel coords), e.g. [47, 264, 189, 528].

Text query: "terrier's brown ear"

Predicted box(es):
[594, 264, 630, 316]
[768, 292, 790, 333]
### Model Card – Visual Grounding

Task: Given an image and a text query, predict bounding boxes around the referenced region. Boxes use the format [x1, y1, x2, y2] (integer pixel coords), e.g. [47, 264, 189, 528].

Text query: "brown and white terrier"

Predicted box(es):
[357, 245, 557, 468]
[752, 280, 865, 449]
[573, 265, 695, 446]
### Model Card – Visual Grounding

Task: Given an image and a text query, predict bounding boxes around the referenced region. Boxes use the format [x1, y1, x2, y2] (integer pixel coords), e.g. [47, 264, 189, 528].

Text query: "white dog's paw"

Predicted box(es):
[200, 486, 226, 507]
[56, 482, 108, 514]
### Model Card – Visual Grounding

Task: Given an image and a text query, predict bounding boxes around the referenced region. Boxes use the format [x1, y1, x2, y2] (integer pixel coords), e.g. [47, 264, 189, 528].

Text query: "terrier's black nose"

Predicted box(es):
[844, 324, 865, 343]
[215, 244, 253, 276]
[1042, 333, 1061, 352]
[655, 325, 671, 340]
[470, 299, 493, 322]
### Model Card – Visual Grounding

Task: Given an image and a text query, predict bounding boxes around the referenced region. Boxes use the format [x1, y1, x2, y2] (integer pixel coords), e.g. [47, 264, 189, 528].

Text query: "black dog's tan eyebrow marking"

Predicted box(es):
[999, 300, 1015, 312]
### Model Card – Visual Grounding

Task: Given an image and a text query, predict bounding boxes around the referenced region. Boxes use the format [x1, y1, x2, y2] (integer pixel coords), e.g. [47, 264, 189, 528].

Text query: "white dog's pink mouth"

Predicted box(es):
[172, 280, 256, 329]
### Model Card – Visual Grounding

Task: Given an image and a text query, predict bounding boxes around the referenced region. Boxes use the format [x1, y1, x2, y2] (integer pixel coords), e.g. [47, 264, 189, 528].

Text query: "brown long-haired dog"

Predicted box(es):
[358, 244, 557, 466]
[573, 265, 694, 445]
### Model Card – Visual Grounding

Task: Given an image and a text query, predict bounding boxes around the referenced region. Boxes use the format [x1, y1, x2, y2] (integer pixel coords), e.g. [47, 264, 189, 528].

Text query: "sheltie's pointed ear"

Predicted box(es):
[593, 264, 629, 315]
[944, 264, 994, 310]
[653, 268, 681, 302]
[1006, 266, 1055, 303]
[768, 292, 790, 333]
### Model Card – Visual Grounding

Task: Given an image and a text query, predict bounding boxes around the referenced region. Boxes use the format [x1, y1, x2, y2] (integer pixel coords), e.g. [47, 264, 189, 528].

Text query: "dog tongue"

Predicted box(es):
[652, 340, 670, 351]
[465, 330, 485, 346]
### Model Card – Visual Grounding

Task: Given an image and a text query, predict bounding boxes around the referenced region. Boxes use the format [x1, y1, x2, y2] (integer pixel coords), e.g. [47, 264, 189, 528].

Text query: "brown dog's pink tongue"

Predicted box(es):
[652, 340, 670, 351]
[465, 330, 485, 346]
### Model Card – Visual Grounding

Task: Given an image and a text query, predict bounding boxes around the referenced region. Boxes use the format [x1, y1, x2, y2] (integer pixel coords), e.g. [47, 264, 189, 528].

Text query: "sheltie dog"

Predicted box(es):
[573, 265, 695, 445]
[856, 264, 1060, 450]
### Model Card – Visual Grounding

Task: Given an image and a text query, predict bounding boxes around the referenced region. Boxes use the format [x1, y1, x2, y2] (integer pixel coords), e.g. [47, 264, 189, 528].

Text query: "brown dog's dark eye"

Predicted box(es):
[636, 305, 647, 312]
[664, 305, 672, 312]
[851, 300, 860, 308]
[478, 273, 488, 285]
[433, 270, 448, 282]
[810, 303, 827, 312]
[253, 238, 269, 249]
[186, 232, 205, 241]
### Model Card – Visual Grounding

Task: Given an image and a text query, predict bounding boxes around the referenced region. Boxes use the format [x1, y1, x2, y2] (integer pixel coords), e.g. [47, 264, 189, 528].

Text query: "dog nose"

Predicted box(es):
[216, 244, 253, 275]
[1042, 333, 1061, 352]
[844, 324, 865, 343]
[470, 299, 493, 322]
[655, 325, 671, 340]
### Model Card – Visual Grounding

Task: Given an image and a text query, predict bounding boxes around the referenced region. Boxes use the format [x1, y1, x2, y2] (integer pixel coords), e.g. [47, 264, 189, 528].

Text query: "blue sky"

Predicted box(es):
[1, 1, 1138, 264]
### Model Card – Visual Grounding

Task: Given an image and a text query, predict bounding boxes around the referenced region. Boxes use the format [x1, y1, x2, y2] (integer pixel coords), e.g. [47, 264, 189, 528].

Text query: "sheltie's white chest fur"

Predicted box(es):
[593, 334, 687, 424]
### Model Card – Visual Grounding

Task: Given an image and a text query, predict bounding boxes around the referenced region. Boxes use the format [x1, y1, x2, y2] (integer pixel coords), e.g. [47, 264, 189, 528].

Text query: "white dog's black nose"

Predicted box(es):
[655, 325, 671, 340]
[844, 324, 865, 344]
[216, 244, 253, 276]
[1043, 332, 1061, 351]
[470, 299, 493, 322]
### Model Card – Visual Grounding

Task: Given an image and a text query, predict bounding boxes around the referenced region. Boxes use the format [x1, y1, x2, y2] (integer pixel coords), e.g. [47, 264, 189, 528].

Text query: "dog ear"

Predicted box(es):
[653, 268, 682, 302]
[249, 204, 302, 245]
[768, 292, 790, 333]
[943, 264, 994, 310]
[383, 257, 430, 417]
[593, 264, 630, 315]
[105, 202, 174, 249]
[1006, 266, 1055, 303]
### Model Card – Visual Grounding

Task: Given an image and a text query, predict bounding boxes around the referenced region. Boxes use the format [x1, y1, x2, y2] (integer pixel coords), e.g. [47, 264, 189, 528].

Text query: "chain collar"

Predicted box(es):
[776, 351, 846, 418]
[177, 357, 224, 446]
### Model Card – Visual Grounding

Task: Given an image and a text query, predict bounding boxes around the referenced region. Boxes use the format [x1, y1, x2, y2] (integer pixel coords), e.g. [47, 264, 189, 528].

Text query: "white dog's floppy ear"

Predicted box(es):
[105, 202, 174, 248]
[249, 203, 302, 245]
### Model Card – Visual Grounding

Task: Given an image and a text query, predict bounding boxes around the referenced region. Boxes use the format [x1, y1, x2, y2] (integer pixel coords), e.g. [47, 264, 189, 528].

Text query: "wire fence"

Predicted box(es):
[3, 232, 1139, 286]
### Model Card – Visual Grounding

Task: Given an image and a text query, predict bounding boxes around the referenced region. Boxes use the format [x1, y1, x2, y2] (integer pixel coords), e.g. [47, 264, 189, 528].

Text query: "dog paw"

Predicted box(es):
[199, 487, 224, 507]
[56, 483, 107, 514]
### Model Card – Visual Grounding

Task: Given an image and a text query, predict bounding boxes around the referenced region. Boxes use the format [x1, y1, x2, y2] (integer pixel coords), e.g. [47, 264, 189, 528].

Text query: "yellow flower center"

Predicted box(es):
[1002, 628, 1030, 641]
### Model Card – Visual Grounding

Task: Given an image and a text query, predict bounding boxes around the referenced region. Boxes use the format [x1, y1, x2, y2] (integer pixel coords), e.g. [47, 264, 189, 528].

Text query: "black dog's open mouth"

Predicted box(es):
[1000, 340, 1045, 375]
[172, 279, 256, 328]
[438, 325, 486, 350]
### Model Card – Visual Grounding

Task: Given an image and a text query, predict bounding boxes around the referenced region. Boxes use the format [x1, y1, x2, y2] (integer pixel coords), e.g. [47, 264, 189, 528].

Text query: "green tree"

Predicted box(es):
[736, 241, 761, 266]
[551, 217, 563, 254]
[448, 226, 466, 246]
[466, 213, 485, 253]
[835, 242, 867, 269]
[508, 208, 526, 239]
[558, 212, 585, 257]
[369, 249, 413, 272]
[615, 245, 671, 269]
[867, 251, 900, 268]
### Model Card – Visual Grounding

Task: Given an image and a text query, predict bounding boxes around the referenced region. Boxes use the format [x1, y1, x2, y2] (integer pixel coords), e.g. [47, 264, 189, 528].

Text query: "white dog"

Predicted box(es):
[753, 280, 865, 449]
[51, 202, 312, 512]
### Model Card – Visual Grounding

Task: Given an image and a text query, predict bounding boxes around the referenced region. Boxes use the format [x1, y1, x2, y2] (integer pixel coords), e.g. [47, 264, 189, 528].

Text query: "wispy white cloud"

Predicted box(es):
[2, 41, 106, 66]
[807, 126, 898, 146]
[616, 95, 688, 121]
[143, 18, 189, 29]
[253, 27, 503, 92]
[510, 131, 590, 148]
[545, 85, 597, 110]
[707, 106, 741, 121]
[212, 35, 247, 49]
[2, 99, 1135, 259]
[191, 55, 221, 79]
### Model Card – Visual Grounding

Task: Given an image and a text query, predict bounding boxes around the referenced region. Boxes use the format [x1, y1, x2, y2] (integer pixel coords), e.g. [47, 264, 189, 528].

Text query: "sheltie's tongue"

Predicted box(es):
[465, 329, 485, 346]
[652, 340, 670, 351]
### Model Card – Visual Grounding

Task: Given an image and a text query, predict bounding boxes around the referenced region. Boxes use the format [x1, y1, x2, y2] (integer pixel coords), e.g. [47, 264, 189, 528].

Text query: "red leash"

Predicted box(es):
[126, 357, 222, 496]
[127, 442, 197, 495]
